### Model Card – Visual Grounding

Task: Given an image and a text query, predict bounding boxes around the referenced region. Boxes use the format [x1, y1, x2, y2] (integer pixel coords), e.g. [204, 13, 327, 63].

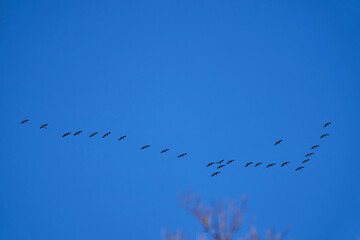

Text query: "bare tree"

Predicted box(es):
[163, 192, 291, 240]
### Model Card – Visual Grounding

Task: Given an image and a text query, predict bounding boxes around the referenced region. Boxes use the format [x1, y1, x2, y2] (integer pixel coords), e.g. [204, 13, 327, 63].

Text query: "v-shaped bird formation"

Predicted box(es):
[19, 119, 332, 177]
[206, 122, 332, 177]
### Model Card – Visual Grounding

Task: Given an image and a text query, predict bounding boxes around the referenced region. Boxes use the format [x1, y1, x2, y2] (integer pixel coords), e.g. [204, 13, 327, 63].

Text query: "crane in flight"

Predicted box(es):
[281, 162, 290, 167]
[245, 162, 253, 167]
[266, 163, 276, 168]
[40, 124, 48, 129]
[20, 120, 29, 124]
[74, 131, 82, 136]
[118, 136, 126, 141]
[207, 162, 215, 167]
[177, 153, 187, 158]
[211, 172, 220, 177]
[161, 149, 169, 153]
[217, 164, 225, 169]
[323, 122, 331, 128]
[89, 132, 98, 137]
[102, 132, 111, 138]
[141, 145, 150, 149]
[274, 139, 283, 145]
[62, 133, 71, 137]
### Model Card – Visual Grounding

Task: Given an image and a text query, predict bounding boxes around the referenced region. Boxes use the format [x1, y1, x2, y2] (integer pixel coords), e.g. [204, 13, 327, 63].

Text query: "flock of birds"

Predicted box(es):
[207, 122, 332, 177]
[19, 120, 188, 158]
[19, 120, 331, 177]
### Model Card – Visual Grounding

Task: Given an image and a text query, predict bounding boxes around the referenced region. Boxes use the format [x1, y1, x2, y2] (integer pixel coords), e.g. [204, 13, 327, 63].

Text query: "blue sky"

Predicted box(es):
[1, 0, 359, 239]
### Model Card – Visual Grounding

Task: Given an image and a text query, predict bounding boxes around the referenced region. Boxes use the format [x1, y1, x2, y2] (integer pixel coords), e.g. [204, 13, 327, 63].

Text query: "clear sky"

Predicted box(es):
[1, 0, 359, 239]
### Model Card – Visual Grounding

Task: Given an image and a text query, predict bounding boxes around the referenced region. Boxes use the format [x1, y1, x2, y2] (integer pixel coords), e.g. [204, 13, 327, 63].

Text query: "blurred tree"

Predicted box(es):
[163, 192, 291, 240]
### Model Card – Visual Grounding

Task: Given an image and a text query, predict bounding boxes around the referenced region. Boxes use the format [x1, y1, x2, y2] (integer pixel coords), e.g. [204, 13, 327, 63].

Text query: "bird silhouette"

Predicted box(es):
[161, 149, 169, 153]
[302, 159, 310, 163]
[311, 145, 320, 149]
[305, 153, 314, 157]
[296, 166, 304, 171]
[227, 160, 234, 164]
[141, 145, 150, 149]
[217, 160, 224, 164]
[217, 164, 225, 169]
[74, 131, 82, 136]
[274, 139, 283, 145]
[20, 120, 29, 124]
[245, 162, 253, 167]
[40, 124, 48, 129]
[89, 132, 98, 137]
[62, 133, 71, 137]
[255, 162, 262, 167]
[266, 163, 276, 168]
[207, 162, 215, 167]
[118, 136, 126, 141]
[323, 122, 331, 128]
[320, 134, 329, 138]
[177, 153, 187, 158]
[281, 162, 290, 167]
[102, 132, 111, 138]
[211, 171, 220, 176]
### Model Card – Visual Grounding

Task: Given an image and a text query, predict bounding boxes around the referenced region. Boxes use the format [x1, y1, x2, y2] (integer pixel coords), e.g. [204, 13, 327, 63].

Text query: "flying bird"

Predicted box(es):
[281, 162, 290, 167]
[74, 131, 82, 136]
[62, 132, 71, 137]
[217, 160, 224, 164]
[217, 164, 225, 169]
[323, 122, 331, 128]
[211, 171, 220, 177]
[245, 162, 253, 167]
[207, 162, 215, 167]
[141, 145, 150, 149]
[311, 145, 320, 149]
[89, 132, 98, 137]
[266, 163, 276, 168]
[302, 159, 310, 163]
[118, 136, 126, 141]
[296, 166, 304, 171]
[20, 120, 29, 124]
[177, 153, 187, 158]
[255, 162, 263, 167]
[102, 132, 111, 138]
[274, 139, 283, 145]
[305, 153, 314, 157]
[227, 160, 234, 164]
[161, 149, 169, 153]
[320, 134, 329, 138]
[40, 124, 48, 129]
